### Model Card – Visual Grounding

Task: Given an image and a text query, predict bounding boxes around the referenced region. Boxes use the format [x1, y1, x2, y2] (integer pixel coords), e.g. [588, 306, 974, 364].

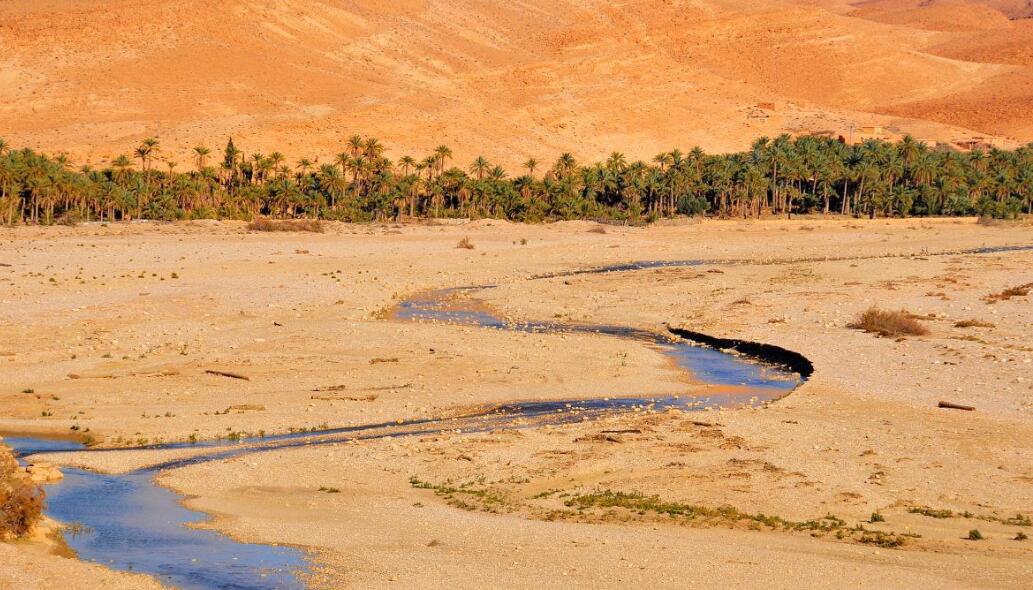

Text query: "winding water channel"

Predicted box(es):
[4, 252, 887, 589]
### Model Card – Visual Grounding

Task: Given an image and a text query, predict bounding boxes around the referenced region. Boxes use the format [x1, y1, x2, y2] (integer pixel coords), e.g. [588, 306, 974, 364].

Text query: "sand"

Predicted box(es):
[0, 217, 1031, 588]
[3, 0, 1033, 170]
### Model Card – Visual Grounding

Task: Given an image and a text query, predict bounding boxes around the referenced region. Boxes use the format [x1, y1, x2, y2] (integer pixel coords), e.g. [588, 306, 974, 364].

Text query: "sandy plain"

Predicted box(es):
[0, 217, 1031, 588]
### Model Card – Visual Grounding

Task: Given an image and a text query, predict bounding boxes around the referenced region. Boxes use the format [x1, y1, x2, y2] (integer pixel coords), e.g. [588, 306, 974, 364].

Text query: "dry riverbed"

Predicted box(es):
[1, 218, 1031, 588]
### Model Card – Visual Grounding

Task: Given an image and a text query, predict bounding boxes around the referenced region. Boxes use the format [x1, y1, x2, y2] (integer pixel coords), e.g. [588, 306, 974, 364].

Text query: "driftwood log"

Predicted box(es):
[205, 370, 250, 381]
[938, 401, 975, 411]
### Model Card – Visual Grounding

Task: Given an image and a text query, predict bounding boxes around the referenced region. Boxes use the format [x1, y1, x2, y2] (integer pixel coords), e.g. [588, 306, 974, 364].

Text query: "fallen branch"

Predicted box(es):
[938, 401, 975, 411]
[600, 429, 642, 434]
[205, 369, 250, 381]
[310, 394, 378, 402]
[224, 404, 265, 412]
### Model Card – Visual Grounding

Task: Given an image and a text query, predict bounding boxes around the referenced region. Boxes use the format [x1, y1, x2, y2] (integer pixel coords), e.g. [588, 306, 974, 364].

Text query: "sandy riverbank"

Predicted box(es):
[1, 217, 1031, 588]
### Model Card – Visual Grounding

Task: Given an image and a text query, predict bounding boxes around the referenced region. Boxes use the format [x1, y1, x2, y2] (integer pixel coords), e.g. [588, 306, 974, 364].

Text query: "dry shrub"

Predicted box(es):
[0, 447, 45, 539]
[984, 283, 1032, 303]
[954, 319, 995, 329]
[247, 218, 325, 233]
[848, 307, 929, 337]
[57, 211, 81, 227]
[457, 236, 474, 249]
[587, 225, 607, 234]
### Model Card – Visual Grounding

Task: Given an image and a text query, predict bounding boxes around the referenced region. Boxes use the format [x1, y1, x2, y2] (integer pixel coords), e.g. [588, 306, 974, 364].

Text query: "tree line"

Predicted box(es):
[1, 133, 1030, 226]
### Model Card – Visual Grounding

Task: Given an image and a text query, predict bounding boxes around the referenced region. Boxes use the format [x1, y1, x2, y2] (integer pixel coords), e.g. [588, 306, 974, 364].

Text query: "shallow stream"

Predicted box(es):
[7, 259, 809, 589]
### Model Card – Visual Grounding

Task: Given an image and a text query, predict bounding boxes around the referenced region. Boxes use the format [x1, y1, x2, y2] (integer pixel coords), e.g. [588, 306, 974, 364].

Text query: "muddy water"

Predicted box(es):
[10, 263, 810, 590]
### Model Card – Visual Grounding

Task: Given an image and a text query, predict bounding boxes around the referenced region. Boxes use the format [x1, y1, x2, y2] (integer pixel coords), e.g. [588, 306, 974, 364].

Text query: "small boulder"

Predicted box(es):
[26, 462, 64, 484]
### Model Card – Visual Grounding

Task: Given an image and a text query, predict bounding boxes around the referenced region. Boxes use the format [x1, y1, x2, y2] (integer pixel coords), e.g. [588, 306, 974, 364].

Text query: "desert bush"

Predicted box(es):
[967, 529, 984, 541]
[0, 446, 45, 539]
[587, 225, 607, 234]
[57, 211, 81, 227]
[247, 218, 325, 233]
[849, 307, 929, 337]
[954, 319, 995, 328]
[456, 236, 474, 249]
[984, 283, 1032, 303]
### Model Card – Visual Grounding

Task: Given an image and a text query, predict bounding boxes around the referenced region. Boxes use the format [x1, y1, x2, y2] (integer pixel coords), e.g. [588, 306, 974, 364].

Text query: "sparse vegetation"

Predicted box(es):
[369, 357, 399, 365]
[983, 283, 1033, 303]
[247, 218, 325, 233]
[456, 236, 475, 250]
[1015, 532, 1028, 541]
[908, 506, 953, 519]
[564, 490, 910, 547]
[56, 211, 81, 227]
[409, 479, 911, 548]
[1002, 513, 1032, 527]
[0, 447, 45, 539]
[409, 477, 513, 514]
[967, 529, 984, 541]
[849, 307, 929, 337]
[954, 319, 995, 328]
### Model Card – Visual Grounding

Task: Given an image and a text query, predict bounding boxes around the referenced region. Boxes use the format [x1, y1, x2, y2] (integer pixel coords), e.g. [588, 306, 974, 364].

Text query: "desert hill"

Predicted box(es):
[1, 0, 1032, 169]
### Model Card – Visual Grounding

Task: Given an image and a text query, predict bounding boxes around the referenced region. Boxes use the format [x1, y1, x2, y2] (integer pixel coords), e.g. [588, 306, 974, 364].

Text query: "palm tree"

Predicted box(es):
[268, 152, 286, 175]
[470, 156, 490, 180]
[193, 146, 210, 171]
[399, 156, 416, 176]
[606, 152, 627, 173]
[112, 155, 133, 186]
[434, 145, 453, 176]
[524, 158, 538, 177]
[420, 156, 437, 180]
[135, 137, 160, 176]
[318, 164, 348, 210]
[364, 137, 384, 159]
[653, 152, 673, 171]
[251, 153, 266, 184]
[335, 152, 351, 175]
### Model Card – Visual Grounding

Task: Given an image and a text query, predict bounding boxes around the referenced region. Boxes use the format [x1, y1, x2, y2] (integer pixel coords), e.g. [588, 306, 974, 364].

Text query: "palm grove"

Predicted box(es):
[1, 134, 1031, 226]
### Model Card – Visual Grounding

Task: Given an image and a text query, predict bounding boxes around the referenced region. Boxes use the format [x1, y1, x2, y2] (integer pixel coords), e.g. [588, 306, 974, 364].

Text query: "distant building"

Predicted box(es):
[952, 137, 994, 152]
